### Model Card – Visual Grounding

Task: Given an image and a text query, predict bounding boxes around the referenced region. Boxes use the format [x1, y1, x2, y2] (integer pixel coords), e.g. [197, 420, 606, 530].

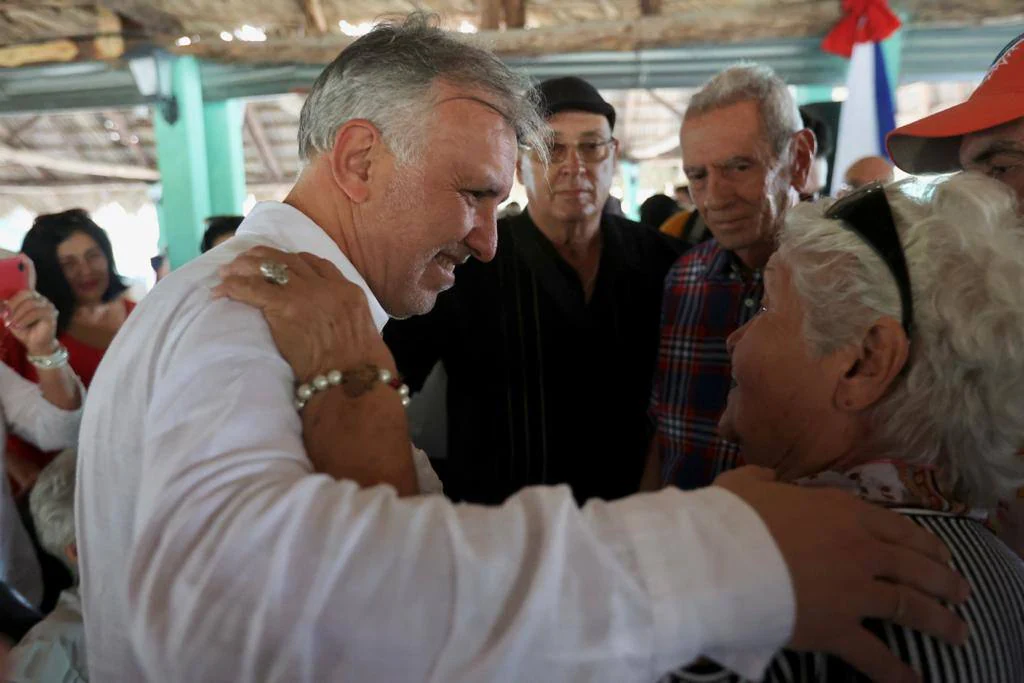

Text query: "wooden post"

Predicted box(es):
[480, 0, 502, 31]
[504, 0, 526, 29]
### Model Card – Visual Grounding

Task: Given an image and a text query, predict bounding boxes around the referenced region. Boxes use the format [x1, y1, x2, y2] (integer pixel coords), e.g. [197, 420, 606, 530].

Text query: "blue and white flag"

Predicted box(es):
[830, 41, 896, 195]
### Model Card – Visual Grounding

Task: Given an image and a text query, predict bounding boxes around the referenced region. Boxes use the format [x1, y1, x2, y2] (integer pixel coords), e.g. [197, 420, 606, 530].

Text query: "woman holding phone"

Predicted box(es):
[2, 209, 133, 492]
[0, 249, 82, 607]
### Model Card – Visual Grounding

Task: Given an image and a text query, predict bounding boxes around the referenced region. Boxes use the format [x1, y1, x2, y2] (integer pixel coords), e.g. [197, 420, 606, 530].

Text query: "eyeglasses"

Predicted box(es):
[824, 182, 914, 338]
[530, 139, 616, 164]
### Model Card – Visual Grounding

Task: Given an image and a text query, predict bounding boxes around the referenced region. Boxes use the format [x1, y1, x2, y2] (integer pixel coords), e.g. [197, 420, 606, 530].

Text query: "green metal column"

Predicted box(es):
[153, 55, 210, 268]
[203, 99, 247, 216]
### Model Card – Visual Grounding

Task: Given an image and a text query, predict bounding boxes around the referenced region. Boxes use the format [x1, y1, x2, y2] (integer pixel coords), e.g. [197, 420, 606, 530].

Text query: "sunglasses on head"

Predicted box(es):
[824, 182, 914, 338]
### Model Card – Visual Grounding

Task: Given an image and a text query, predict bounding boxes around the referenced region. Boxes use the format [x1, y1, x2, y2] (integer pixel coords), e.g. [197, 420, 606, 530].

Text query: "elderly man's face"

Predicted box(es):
[960, 116, 1024, 210]
[719, 255, 852, 478]
[518, 111, 618, 225]
[683, 100, 811, 270]
[363, 87, 517, 317]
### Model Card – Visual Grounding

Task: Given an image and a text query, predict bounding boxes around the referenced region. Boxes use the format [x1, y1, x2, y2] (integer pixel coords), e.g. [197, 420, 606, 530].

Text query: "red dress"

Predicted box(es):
[2, 298, 135, 487]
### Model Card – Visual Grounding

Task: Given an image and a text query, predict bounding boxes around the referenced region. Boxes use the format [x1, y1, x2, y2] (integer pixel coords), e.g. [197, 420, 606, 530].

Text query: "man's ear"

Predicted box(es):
[789, 128, 817, 192]
[326, 120, 382, 204]
[833, 317, 909, 412]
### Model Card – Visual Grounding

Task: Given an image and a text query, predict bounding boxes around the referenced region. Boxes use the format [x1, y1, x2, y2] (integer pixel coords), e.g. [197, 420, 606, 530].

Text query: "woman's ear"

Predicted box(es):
[834, 317, 909, 412]
[326, 120, 382, 204]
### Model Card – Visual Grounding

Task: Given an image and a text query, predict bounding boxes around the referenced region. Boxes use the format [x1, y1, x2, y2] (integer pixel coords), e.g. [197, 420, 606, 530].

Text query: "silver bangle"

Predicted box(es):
[27, 344, 69, 370]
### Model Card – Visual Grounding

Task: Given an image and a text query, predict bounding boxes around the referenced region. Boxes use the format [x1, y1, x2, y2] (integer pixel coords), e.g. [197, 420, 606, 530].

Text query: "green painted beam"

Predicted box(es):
[204, 99, 247, 217]
[153, 55, 210, 269]
[795, 85, 834, 105]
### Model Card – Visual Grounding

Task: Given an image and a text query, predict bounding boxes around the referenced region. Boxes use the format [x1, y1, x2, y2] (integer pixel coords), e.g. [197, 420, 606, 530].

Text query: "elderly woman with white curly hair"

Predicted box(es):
[663, 172, 1024, 682]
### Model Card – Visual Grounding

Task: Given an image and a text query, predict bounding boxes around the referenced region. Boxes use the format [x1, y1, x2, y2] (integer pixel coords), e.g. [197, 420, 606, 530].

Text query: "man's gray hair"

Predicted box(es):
[686, 64, 802, 160]
[779, 173, 1024, 508]
[297, 13, 548, 166]
[29, 448, 77, 574]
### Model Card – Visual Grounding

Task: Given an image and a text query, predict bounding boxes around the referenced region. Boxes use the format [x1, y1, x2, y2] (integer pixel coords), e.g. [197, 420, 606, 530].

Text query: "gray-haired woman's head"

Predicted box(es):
[777, 174, 1024, 507]
[30, 448, 78, 576]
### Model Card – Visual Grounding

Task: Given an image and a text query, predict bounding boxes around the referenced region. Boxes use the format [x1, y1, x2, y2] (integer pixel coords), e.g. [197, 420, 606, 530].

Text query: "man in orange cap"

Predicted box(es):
[888, 32, 1024, 207]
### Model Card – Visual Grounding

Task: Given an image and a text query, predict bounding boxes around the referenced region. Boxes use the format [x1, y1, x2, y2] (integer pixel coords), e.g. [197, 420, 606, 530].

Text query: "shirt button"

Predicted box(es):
[744, 298, 756, 308]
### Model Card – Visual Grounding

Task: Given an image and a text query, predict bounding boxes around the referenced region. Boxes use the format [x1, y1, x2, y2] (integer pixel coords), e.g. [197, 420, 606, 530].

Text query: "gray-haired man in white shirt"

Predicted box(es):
[76, 14, 967, 683]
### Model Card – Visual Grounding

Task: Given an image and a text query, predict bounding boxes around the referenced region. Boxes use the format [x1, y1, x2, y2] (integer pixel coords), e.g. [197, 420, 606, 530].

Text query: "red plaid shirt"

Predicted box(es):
[649, 240, 763, 490]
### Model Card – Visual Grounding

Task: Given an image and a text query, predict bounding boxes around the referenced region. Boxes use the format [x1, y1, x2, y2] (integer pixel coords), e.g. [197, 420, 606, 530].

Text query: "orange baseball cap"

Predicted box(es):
[887, 32, 1024, 174]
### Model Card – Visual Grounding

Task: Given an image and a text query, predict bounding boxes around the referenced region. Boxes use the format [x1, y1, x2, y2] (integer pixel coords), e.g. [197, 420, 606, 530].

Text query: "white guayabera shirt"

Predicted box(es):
[76, 201, 794, 683]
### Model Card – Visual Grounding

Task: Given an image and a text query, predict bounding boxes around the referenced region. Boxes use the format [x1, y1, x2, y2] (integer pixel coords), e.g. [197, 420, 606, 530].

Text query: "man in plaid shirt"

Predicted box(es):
[645, 65, 815, 490]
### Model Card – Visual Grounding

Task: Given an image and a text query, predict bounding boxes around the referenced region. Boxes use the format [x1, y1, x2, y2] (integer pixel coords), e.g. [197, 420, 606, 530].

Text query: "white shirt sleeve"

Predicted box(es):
[0, 362, 82, 453]
[126, 303, 793, 683]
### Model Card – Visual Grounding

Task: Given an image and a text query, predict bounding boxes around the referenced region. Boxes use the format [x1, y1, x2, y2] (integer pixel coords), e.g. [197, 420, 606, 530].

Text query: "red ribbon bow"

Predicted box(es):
[821, 0, 901, 58]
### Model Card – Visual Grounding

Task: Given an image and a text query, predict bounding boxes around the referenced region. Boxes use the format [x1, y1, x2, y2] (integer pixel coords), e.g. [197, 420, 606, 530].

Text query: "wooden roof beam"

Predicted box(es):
[101, 111, 154, 168]
[0, 145, 159, 180]
[302, 0, 328, 35]
[0, 117, 49, 180]
[645, 89, 685, 120]
[640, 0, 662, 16]
[480, 0, 502, 31]
[504, 0, 526, 29]
[244, 104, 283, 182]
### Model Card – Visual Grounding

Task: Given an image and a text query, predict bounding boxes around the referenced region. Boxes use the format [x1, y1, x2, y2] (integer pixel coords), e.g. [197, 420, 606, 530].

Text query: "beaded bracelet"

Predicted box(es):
[294, 364, 410, 411]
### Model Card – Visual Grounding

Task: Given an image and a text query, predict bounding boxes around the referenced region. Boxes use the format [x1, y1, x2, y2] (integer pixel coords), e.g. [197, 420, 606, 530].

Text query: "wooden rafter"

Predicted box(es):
[99, 111, 154, 168]
[0, 144, 160, 180]
[645, 89, 685, 120]
[301, 0, 328, 35]
[0, 6, 125, 68]
[244, 104, 283, 182]
[93, 0, 183, 36]
[480, 0, 502, 31]
[640, 0, 662, 16]
[504, 0, 526, 29]
[0, 118, 48, 180]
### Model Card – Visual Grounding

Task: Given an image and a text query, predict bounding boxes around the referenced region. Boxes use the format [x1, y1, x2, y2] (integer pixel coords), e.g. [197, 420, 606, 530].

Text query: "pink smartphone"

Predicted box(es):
[0, 256, 30, 301]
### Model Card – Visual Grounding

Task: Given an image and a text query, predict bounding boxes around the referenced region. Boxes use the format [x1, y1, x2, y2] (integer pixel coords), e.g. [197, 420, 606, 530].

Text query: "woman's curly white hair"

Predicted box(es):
[779, 173, 1024, 508]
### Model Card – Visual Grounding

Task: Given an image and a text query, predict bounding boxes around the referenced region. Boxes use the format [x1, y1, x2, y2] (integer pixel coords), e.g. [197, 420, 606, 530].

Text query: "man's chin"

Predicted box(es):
[389, 289, 441, 320]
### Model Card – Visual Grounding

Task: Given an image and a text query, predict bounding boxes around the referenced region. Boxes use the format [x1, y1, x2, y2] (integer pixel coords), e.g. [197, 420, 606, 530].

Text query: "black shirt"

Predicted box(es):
[384, 209, 684, 505]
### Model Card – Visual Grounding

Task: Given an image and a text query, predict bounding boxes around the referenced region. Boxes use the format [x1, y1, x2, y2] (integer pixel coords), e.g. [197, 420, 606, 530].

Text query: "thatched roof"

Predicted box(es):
[0, 1, 1021, 67]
